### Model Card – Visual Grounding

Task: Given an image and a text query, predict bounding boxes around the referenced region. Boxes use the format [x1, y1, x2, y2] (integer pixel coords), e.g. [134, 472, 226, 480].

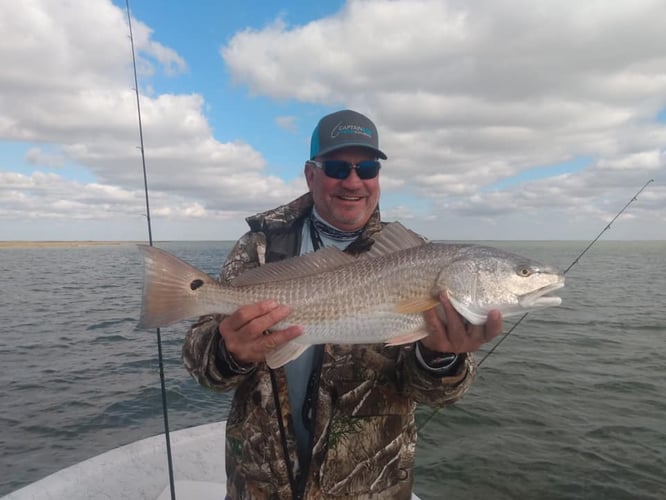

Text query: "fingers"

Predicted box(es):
[484, 309, 503, 341]
[223, 300, 290, 341]
[420, 292, 504, 354]
[260, 325, 303, 350]
[421, 307, 449, 351]
[220, 300, 303, 364]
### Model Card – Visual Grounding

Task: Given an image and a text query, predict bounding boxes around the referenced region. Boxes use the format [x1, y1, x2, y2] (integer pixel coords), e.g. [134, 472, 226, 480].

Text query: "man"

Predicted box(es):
[182, 110, 502, 499]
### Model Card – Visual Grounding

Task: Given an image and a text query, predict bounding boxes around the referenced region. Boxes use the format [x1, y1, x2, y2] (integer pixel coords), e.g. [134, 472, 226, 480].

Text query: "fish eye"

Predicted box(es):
[518, 267, 533, 277]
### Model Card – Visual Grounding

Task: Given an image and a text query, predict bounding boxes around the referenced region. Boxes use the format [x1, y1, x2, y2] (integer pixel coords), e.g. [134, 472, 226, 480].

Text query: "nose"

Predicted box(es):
[339, 167, 364, 188]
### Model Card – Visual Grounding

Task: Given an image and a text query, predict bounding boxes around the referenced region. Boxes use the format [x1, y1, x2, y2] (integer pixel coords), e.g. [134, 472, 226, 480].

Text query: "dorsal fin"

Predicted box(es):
[364, 222, 426, 259]
[231, 246, 356, 286]
[231, 222, 426, 286]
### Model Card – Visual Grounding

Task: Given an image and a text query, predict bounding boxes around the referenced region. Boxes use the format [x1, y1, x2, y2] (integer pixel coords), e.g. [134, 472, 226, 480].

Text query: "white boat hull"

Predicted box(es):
[4, 421, 421, 499]
[4, 422, 226, 500]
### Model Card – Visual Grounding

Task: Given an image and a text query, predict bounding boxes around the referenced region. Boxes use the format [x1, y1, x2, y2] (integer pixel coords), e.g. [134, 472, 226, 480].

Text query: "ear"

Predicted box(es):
[304, 162, 316, 189]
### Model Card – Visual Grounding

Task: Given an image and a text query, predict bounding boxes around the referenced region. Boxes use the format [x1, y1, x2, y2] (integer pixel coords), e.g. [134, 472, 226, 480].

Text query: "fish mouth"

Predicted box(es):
[518, 281, 565, 308]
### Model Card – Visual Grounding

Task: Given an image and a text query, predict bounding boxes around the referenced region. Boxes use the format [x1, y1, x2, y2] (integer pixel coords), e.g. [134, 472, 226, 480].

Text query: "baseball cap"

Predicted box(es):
[310, 109, 387, 160]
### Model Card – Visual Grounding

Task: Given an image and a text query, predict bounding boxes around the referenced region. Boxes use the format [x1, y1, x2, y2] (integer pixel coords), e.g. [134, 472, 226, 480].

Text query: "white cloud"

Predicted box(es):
[220, 0, 666, 238]
[0, 170, 293, 225]
[25, 148, 65, 168]
[0, 0, 304, 234]
[0, 0, 664, 240]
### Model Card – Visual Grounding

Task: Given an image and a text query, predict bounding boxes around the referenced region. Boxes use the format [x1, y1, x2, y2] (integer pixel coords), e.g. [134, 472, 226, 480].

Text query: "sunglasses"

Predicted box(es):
[307, 159, 381, 180]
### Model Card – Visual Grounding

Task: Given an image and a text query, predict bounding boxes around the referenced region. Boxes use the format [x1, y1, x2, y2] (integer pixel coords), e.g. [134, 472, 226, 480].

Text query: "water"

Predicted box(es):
[1, 241, 664, 499]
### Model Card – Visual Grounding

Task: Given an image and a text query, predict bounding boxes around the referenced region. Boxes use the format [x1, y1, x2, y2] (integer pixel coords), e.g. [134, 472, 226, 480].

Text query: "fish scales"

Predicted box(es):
[138, 222, 564, 367]
[201, 245, 442, 343]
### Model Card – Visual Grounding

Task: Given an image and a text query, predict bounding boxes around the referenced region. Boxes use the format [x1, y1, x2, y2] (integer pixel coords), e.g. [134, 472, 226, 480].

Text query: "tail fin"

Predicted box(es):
[138, 245, 219, 329]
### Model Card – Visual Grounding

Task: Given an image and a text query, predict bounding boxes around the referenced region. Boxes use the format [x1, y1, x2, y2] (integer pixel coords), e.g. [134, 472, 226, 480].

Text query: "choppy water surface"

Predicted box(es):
[1, 240, 664, 499]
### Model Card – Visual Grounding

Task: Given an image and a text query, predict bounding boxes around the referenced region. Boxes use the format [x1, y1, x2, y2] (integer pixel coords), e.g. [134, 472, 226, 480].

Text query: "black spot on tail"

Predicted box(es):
[190, 279, 204, 290]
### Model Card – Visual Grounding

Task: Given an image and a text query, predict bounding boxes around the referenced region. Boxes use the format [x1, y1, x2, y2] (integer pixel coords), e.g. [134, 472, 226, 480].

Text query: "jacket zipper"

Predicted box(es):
[269, 369, 299, 500]
[294, 345, 324, 499]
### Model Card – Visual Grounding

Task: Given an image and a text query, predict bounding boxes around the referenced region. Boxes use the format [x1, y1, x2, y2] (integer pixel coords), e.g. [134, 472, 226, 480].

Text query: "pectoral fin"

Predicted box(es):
[394, 297, 440, 314]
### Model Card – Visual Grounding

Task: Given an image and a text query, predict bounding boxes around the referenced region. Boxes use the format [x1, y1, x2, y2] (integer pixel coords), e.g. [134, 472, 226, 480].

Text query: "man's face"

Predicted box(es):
[305, 146, 381, 231]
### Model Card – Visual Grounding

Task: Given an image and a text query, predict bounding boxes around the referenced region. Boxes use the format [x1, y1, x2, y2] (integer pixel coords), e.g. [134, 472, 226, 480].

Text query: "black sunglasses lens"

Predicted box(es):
[322, 160, 351, 179]
[356, 160, 381, 179]
[322, 160, 381, 179]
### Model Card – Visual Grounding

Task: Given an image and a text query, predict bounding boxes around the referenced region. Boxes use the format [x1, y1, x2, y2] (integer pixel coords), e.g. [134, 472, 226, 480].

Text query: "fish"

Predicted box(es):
[138, 222, 564, 368]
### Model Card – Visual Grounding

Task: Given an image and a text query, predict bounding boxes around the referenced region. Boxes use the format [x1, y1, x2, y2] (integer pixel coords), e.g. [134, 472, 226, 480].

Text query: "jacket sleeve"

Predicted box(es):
[397, 347, 478, 407]
[182, 313, 247, 392]
[181, 231, 266, 392]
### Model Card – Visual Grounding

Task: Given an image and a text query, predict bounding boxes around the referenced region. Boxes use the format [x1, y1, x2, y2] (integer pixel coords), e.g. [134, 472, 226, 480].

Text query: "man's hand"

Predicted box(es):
[219, 300, 303, 364]
[421, 291, 503, 353]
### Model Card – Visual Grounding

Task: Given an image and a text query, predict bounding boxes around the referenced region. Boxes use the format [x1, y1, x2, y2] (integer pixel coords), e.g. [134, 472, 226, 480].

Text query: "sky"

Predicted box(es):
[1, 0, 665, 242]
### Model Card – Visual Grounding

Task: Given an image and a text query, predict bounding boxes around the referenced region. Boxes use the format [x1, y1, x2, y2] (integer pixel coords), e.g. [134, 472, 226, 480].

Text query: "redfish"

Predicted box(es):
[138, 223, 564, 368]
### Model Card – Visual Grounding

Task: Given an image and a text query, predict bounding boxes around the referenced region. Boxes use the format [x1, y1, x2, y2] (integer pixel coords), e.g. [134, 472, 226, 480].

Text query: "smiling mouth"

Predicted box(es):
[337, 195, 364, 202]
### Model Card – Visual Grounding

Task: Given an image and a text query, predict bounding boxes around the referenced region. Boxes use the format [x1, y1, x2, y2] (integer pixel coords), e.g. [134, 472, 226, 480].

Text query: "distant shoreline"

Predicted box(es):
[1, 239, 662, 250]
[0, 241, 142, 249]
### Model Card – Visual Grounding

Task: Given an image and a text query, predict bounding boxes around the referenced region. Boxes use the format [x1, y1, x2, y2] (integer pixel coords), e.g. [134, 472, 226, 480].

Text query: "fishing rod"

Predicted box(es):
[477, 177, 654, 367]
[125, 2, 176, 499]
[418, 178, 654, 432]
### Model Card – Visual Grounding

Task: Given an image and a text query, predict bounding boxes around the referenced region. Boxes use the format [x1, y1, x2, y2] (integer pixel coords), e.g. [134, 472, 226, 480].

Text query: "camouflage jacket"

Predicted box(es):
[182, 193, 477, 500]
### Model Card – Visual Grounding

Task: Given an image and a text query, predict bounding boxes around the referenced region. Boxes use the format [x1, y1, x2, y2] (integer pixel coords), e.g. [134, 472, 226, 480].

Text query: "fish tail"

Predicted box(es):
[138, 245, 221, 329]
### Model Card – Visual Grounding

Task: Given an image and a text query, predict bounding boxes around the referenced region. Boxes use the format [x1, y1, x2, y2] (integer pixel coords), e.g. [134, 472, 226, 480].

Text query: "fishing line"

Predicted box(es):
[125, 2, 176, 499]
[417, 178, 654, 433]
